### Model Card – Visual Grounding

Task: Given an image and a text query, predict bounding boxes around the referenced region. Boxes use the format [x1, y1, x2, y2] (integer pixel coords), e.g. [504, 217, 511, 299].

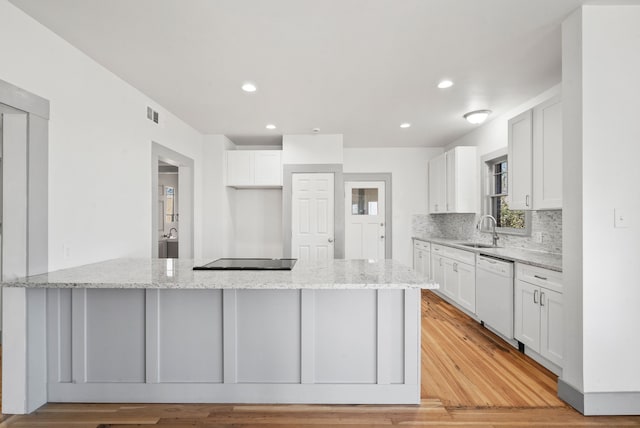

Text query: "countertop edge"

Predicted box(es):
[412, 236, 562, 273]
[2, 282, 440, 290]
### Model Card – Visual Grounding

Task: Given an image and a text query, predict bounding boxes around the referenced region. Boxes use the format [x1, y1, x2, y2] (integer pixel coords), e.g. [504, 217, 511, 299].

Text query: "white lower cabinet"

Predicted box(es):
[412, 240, 431, 280]
[514, 264, 563, 368]
[442, 258, 458, 301]
[427, 244, 476, 314]
[432, 253, 445, 294]
[456, 261, 476, 314]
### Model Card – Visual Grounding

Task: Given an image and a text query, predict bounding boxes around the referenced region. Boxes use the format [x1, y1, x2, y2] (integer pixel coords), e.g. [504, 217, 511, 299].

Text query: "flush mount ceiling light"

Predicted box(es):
[400, 123, 411, 128]
[463, 109, 492, 124]
[437, 80, 454, 89]
[241, 82, 257, 93]
[265, 124, 276, 130]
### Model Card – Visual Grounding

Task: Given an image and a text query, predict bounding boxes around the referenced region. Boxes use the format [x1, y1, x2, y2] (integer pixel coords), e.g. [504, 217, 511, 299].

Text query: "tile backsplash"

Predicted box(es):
[412, 210, 562, 254]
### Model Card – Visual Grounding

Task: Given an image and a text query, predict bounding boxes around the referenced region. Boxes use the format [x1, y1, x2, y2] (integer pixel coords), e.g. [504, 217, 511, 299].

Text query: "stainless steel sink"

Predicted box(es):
[456, 242, 496, 249]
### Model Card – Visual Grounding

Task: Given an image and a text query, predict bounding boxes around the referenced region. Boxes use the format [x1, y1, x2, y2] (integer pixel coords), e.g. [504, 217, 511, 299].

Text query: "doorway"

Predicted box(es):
[158, 161, 179, 258]
[151, 143, 194, 259]
[343, 173, 392, 260]
[291, 173, 335, 261]
[345, 181, 386, 259]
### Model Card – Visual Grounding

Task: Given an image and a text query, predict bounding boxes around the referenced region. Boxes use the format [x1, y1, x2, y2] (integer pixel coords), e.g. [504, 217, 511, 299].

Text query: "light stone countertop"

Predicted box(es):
[413, 236, 562, 272]
[1, 258, 439, 290]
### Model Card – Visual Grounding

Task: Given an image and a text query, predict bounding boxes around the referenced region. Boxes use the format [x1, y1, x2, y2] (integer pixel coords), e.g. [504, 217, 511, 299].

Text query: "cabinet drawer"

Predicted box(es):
[516, 263, 562, 293]
[442, 246, 475, 265]
[414, 240, 430, 251]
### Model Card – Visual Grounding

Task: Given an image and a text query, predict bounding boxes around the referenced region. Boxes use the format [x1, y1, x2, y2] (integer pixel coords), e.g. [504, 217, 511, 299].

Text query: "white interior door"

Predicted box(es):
[345, 181, 385, 259]
[291, 173, 334, 261]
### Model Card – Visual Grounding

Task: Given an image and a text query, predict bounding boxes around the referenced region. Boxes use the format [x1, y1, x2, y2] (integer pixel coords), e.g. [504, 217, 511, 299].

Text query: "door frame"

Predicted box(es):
[0, 78, 50, 414]
[283, 164, 344, 259]
[151, 142, 195, 259]
[343, 173, 392, 259]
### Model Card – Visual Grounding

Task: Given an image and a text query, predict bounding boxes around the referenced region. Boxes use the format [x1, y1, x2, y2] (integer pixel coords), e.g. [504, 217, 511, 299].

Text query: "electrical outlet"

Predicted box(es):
[534, 232, 543, 243]
[614, 208, 630, 228]
[63, 244, 71, 259]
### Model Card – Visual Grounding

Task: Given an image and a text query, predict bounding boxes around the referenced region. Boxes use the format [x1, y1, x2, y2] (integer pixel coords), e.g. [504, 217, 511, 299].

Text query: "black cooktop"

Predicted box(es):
[193, 258, 297, 271]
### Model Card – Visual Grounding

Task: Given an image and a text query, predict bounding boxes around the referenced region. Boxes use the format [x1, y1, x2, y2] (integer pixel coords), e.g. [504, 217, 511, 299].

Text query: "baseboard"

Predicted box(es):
[558, 379, 640, 415]
[558, 378, 584, 414]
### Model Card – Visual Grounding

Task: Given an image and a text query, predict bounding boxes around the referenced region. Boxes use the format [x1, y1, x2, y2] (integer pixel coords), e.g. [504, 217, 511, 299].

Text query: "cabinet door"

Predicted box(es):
[533, 96, 562, 210]
[514, 280, 541, 352]
[226, 151, 254, 186]
[432, 254, 445, 292]
[254, 151, 282, 186]
[442, 258, 458, 301]
[446, 150, 456, 213]
[540, 288, 563, 367]
[456, 262, 476, 314]
[423, 250, 431, 280]
[508, 110, 533, 210]
[428, 153, 447, 213]
[413, 245, 424, 277]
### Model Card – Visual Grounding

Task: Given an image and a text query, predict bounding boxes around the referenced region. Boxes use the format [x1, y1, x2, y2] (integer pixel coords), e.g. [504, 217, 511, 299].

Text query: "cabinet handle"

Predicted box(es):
[540, 292, 546, 307]
[533, 289, 539, 304]
[534, 275, 547, 281]
[526, 195, 530, 207]
[453, 262, 458, 272]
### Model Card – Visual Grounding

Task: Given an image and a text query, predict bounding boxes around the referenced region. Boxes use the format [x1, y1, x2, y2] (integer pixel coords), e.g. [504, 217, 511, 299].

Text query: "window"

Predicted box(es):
[483, 154, 530, 235]
[351, 188, 379, 216]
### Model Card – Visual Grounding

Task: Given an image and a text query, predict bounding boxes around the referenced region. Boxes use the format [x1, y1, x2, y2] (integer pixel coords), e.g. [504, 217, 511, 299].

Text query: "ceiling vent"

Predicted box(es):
[147, 106, 159, 124]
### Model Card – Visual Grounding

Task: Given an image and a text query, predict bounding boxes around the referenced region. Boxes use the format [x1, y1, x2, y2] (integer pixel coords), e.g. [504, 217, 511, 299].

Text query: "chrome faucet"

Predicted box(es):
[477, 215, 499, 247]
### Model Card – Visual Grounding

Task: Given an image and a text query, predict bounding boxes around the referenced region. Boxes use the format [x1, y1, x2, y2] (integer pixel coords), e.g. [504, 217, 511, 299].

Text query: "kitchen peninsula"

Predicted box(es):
[2, 258, 437, 414]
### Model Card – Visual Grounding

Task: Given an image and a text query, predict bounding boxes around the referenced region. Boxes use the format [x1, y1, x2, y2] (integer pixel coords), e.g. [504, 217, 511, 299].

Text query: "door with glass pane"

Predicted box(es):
[345, 181, 385, 260]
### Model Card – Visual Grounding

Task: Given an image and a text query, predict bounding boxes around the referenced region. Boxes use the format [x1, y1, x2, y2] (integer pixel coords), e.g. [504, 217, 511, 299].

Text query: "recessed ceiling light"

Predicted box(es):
[241, 82, 257, 93]
[265, 124, 276, 130]
[400, 123, 411, 128]
[437, 80, 454, 89]
[463, 110, 492, 124]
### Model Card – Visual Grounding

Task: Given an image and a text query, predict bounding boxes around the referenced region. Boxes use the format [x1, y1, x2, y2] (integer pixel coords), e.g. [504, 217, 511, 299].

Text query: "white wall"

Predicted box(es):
[202, 135, 236, 260]
[283, 134, 343, 164]
[234, 189, 283, 258]
[0, 0, 204, 269]
[344, 148, 441, 266]
[563, 5, 640, 398]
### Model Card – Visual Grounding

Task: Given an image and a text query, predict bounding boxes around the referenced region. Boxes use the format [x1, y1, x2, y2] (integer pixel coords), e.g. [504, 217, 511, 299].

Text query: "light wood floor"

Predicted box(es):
[1, 290, 639, 427]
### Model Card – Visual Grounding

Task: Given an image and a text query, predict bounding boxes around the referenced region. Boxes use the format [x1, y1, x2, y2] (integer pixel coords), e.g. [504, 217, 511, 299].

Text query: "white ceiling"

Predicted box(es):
[10, 0, 591, 147]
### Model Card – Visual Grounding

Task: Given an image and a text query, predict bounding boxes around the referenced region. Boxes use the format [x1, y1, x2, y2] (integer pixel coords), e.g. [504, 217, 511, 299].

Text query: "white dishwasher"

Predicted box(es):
[476, 255, 514, 339]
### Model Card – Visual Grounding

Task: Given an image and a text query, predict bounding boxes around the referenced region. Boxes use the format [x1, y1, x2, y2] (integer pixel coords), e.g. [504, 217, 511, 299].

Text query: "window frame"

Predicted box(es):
[480, 148, 531, 237]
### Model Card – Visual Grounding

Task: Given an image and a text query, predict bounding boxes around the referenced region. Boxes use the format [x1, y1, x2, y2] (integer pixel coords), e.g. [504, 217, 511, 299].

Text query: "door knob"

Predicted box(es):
[380, 235, 385, 239]
[328, 238, 334, 243]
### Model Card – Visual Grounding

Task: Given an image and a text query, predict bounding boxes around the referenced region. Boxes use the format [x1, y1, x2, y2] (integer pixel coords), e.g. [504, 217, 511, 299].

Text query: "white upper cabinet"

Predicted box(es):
[428, 146, 477, 214]
[428, 153, 447, 213]
[508, 94, 562, 210]
[533, 95, 563, 210]
[508, 110, 533, 210]
[226, 150, 282, 188]
[227, 151, 254, 187]
[254, 151, 282, 186]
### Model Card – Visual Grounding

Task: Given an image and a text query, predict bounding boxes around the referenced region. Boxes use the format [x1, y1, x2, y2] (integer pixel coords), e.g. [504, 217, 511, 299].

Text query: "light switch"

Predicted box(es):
[614, 209, 630, 228]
